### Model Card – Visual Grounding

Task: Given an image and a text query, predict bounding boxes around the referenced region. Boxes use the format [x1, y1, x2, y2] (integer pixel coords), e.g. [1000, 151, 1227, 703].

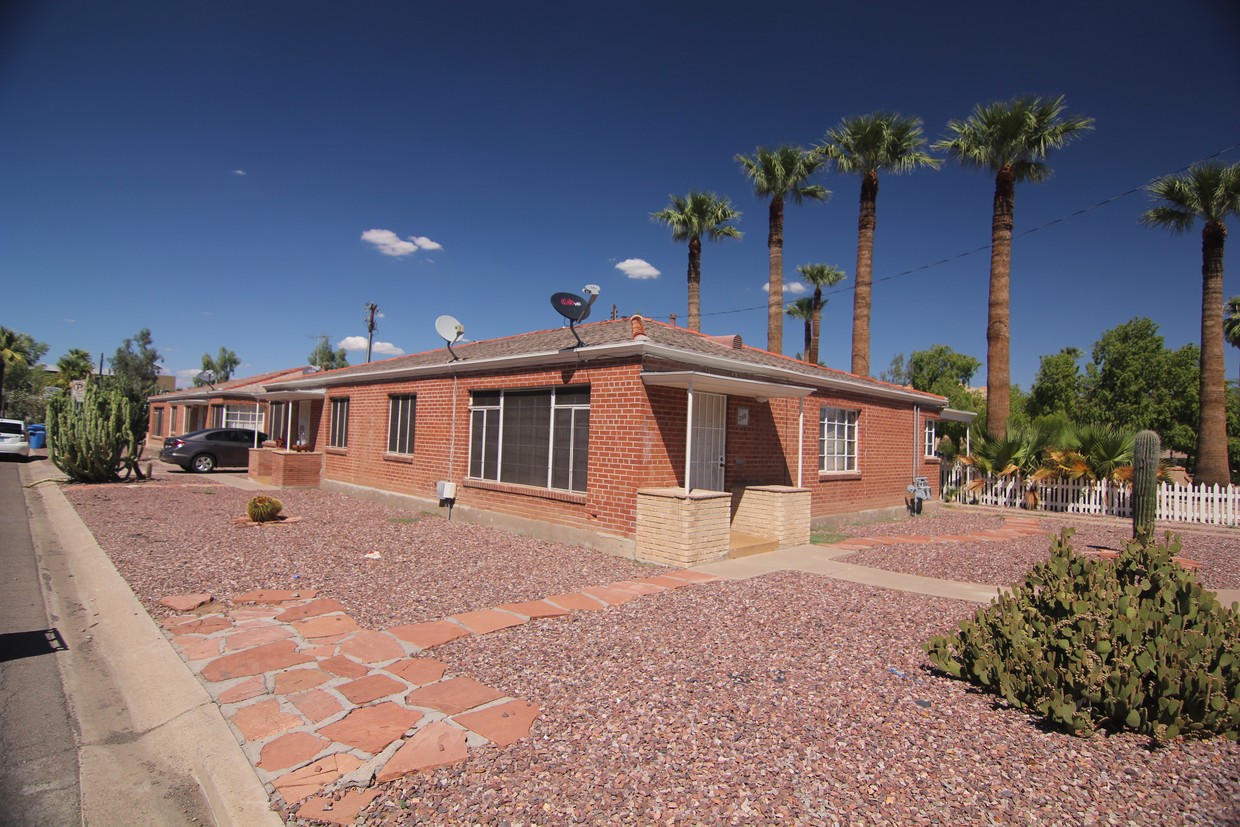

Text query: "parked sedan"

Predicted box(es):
[0, 419, 30, 459]
[159, 428, 267, 473]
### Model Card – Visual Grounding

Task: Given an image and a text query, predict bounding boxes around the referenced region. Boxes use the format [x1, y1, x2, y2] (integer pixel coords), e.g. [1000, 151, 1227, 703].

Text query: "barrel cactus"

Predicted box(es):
[247, 495, 284, 523]
[1131, 429, 1160, 547]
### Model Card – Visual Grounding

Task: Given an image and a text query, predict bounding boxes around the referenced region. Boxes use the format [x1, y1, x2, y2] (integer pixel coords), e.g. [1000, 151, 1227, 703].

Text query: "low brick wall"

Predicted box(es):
[730, 485, 811, 547]
[635, 488, 731, 567]
[271, 451, 323, 488]
[248, 448, 273, 482]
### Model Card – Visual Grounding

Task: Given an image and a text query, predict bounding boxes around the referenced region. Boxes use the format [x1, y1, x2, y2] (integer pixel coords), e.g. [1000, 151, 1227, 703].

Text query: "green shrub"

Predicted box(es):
[925, 529, 1240, 742]
[247, 495, 283, 523]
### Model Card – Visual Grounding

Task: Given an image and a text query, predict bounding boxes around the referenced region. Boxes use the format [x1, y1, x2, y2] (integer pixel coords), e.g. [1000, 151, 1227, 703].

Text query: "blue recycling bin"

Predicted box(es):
[28, 424, 46, 449]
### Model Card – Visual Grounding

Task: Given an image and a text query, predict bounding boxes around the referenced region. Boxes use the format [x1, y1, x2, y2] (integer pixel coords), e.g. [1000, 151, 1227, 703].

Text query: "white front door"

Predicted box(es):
[689, 392, 726, 491]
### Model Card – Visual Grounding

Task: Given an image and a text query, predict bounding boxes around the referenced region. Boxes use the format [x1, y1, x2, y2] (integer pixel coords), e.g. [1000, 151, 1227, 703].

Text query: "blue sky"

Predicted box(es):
[3, 1, 1239, 390]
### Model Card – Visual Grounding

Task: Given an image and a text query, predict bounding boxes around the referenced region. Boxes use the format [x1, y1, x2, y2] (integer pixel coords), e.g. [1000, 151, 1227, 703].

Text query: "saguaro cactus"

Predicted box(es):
[1131, 429, 1160, 547]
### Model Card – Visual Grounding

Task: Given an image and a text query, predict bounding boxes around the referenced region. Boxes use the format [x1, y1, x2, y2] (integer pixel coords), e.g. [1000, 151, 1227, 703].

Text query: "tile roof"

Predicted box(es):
[264, 318, 946, 405]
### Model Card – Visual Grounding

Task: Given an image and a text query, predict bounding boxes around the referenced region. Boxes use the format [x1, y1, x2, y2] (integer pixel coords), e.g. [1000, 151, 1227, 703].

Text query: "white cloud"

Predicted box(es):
[232, 169, 247, 176]
[337, 336, 404, 356]
[410, 236, 442, 251]
[616, 258, 660, 280]
[762, 281, 807, 295]
[361, 229, 443, 257]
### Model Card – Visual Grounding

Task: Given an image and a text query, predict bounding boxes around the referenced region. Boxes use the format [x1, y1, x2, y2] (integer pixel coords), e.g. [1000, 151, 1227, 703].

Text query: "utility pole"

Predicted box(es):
[364, 302, 380, 363]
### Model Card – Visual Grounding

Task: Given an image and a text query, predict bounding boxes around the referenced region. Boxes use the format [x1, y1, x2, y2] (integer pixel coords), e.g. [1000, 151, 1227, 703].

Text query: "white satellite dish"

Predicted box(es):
[435, 314, 465, 361]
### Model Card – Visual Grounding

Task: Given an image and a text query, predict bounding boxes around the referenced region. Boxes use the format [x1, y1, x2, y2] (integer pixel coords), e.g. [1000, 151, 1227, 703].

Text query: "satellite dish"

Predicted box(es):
[197, 369, 216, 388]
[435, 314, 465, 361]
[551, 292, 590, 322]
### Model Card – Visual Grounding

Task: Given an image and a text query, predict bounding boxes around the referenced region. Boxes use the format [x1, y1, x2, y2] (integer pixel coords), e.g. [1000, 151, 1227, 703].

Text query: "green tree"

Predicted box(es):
[819, 112, 940, 376]
[309, 337, 349, 371]
[934, 96, 1093, 440]
[796, 263, 847, 366]
[109, 328, 163, 444]
[1027, 347, 1083, 419]
[786, 297, 816, 362]
[650, 191, 743, 332]
[1141, 162, 1240, 486]
[196, 346, 241, 385]
[1081, 317, 1199, 456]
[879, 353, 909, 385]
[905, 344, 982, 395]
[1, 327, 46, 418]
[735, 145, 830, 354]
[55, 348, 96, 387]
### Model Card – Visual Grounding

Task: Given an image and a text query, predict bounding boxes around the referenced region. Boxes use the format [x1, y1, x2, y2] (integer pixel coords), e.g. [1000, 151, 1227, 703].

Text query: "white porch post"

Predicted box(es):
[254, 401, 260, 447]
[684, 379, 695, 493]
[797, 397, 804, 488]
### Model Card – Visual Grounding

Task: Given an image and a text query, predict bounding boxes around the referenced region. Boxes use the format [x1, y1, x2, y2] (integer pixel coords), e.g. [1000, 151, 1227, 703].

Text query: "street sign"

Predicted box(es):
[70, 380, 87, 402]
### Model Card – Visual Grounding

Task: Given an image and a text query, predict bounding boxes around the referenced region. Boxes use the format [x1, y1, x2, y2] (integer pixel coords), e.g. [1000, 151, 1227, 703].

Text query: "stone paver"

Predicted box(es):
[376, 721, 468, 782]
[340, 630, 407, 663]
[201, 640, 313, 682]
[317, 702, 423, 755]
[318, 655, 369, 679]
[289, 689, 343, 723]
[168, 615, 232, 635]
[272, 753, 364, 802]
[580, 585, 640, 606]
[229, 699, 303, 741]
[273, 667, 330, 695]
[219, 675, 267, 704]
[275, 598, 349, 622]
[406, 676, 505, 715]
[159, 593, 213, 612]
[385, 658, 449, 686]
[450, 608, 528, 635]
[297, 788, 381, 826]
[337, 673, 407, 705]
[234, 588, 319, 604]
[455, 699, 541, 747]
[258, 732, 331, 772]
[176, 636, 222, 661]
[496, 599, 571, 618]
[222, 624, 294, 651]
[545, 592, 607, 611]
[292, 614, 361, 640]
[388, 619, 470, 649]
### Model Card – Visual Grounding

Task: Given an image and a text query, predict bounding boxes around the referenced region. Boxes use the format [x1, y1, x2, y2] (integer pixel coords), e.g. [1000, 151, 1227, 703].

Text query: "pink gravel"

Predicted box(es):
[840, 507, 1240, 590]
[60, 480, 1240, 825]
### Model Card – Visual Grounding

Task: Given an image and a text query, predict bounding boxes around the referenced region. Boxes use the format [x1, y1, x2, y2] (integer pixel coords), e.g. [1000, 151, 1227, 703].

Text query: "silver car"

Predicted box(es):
[159, 428, 266, 473]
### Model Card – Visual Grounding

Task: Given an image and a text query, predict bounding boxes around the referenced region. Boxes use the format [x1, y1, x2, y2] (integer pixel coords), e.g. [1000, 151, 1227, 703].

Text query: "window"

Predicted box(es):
[329, 398, 350, 448]
[819, 407, 858, 473]
[152, 407, 164, 436]
[170, 406, 179, 434]
[468, 386, 590, 493]
[223, 405, 264, 431]
[269, 402, 287, 443]
[924, 418, 937, 457]
[387, 395, 416, 454]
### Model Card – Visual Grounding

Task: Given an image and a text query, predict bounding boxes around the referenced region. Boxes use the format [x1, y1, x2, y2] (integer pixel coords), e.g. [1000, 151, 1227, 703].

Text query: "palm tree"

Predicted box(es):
[819, 113, 939, 376]
[797, 263, 847, 366]
[934, 96, 1093, 440]
[56, 348, 95, 387]
[1141, 162, 1240, 486]
[735, 146, 830, 354]
[1226, 295, 1240, 384]
[786, 297, 816, 362]
[651, 192, 743, 332]
[0, 327, 38, 416]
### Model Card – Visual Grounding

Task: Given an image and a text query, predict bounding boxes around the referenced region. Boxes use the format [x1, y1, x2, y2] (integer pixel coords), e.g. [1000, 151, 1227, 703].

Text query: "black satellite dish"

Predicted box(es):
[551, 292, 590, 322]
[550, 285, 601, 348]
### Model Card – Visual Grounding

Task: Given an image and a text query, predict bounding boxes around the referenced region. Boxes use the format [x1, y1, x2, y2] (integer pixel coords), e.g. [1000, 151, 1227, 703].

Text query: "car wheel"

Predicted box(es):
[191, 453, 216, 473]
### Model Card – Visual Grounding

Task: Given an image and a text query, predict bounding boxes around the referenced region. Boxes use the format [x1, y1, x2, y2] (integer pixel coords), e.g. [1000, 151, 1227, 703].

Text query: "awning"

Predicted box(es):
[939, 407, 977, 423]
[640, 371, 815, 399]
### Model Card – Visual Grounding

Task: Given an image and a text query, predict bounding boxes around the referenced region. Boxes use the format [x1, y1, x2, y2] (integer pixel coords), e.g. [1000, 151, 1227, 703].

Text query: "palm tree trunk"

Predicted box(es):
[810, 287, 823, 365]
[803, 318, 812, 362]
[687, 235, 703, 333]
[851, 171, 878, 376]
[768, 197, 784, 354]
[1195, 220, 1231, 486]
[986, 167, 1015, 440]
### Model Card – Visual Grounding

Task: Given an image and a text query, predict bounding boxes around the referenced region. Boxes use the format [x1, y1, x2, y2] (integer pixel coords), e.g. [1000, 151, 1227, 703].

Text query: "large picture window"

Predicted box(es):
[329, 398, 350, 449]
[223, 405, 264, 432]
[387, 395, 416, 455]
[820, 407, 858, 473]
[468, 386, 590, 493]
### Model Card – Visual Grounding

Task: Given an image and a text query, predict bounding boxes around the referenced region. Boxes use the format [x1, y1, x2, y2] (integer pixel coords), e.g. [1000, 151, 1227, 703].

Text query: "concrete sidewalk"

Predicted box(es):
[19, 458, 282, 827]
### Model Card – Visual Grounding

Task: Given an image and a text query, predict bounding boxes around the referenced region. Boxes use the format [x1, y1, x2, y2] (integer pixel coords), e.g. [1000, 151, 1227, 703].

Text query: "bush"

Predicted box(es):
[925, 529, 1240, 742]
[246, 495, 283, 523]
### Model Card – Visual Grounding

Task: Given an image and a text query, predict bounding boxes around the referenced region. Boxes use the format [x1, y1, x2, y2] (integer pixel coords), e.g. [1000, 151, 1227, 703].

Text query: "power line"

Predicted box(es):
[646, 140, 1240, 322]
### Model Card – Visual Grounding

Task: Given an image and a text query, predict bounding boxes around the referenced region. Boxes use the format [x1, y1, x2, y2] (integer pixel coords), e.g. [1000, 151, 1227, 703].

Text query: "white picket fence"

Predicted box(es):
[942, 464, 1240, 528]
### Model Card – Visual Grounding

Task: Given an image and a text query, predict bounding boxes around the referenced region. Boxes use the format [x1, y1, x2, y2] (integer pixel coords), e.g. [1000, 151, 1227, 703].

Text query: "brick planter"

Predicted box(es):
[730, 485, 810, 547]
[635, 488, 731, 567]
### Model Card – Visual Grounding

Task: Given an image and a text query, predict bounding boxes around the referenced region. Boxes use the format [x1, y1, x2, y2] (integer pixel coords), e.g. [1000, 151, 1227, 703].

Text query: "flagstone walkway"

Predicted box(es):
[159, 569, 722, 824]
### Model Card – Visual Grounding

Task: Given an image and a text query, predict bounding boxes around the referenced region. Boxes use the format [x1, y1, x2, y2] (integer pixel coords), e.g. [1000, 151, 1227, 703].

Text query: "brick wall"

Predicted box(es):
[308, 354, 941, 541]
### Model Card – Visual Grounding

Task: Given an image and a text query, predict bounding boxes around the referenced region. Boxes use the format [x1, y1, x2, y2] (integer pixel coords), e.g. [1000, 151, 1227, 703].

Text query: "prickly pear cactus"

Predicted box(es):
[1132, 429, 1160, 547]
[247, 495, 284, 523]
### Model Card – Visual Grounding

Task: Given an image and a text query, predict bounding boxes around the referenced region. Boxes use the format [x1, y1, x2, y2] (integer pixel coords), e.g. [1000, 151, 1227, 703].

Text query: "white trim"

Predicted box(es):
[641, 370, 814, 399]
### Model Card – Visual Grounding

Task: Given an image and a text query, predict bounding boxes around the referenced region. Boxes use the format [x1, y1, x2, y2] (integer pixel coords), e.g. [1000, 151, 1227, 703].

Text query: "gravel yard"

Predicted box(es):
[840, 508, 1240, 591]
[61, 479, 1240, 825]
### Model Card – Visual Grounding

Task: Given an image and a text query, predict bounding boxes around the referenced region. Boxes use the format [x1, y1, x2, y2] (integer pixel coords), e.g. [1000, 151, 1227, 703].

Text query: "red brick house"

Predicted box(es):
[242, 317, 951, 565]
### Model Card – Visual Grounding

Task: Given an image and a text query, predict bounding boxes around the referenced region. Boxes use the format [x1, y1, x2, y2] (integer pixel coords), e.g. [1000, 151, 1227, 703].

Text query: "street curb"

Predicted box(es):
[22, 461, 282, 827]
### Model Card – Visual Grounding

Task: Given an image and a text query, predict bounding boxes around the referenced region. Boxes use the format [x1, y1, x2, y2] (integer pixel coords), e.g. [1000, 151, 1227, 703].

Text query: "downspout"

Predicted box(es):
[684, 378, 695, 493]
[449, 372, 458, 479]
[912, 405, 920, 479]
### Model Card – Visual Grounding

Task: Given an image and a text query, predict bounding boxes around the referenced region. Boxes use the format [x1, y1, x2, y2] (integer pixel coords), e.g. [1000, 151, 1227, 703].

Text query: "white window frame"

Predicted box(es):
[151, 407, 164, 437]
[819, 406, 858, 473]
[924, 418, 937, 457]
[222, 404, 264, 432]
[467, 387, 590, 493]
[387, 395, 416, 455]
[329, 398, 349, 449]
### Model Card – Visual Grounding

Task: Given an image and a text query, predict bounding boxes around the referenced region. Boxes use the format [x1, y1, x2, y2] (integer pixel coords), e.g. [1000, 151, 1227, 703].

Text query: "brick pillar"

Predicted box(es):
[248, 447, 273, 482]
[730, 485, 810, 547]
[635, 488, 731, 566]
